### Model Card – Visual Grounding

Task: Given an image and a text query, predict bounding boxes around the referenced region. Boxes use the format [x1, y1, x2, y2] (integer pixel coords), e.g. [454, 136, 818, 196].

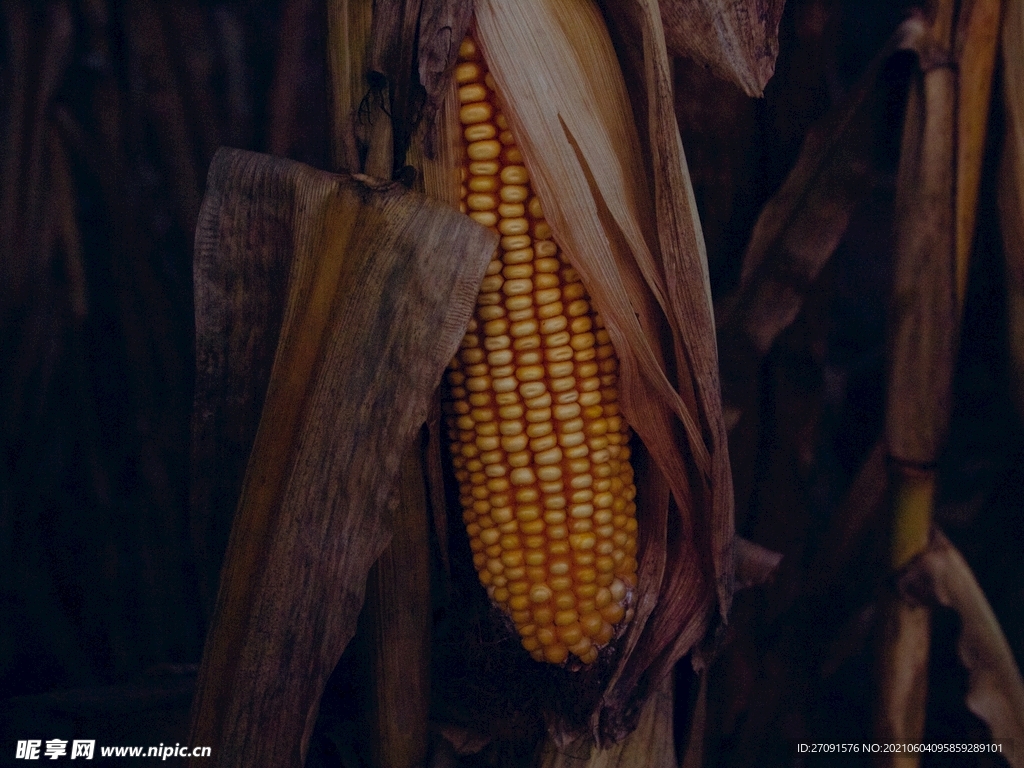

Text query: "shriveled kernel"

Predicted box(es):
[458, 83, 488, 103]
[501, 185, 529, 203]
[526, 409, 552, 428]
[469, 211, 498, 227]
[503, 263, 532, 280]
[498, 218, 529, 236]
[553, 592, 576, 610]
[498, 203, 525, 218]
[468, 139, 501, 161]
[544, 644, 569, 664]
[501, 165, 529, 184]
[454, 61, 481, 82]
[525, 550, 546, 566]
[501, 234, 532, 251]
[513, 334, 541, 351]
[460, 102, 493, 124]
[557, 628, 587, 654]
[501, 247, 531, 267]
[510, 467, 535, 486]
[465, 124, 497, 143]
[600, 603, 626, 625]
[503, 278, 533, 297]
[469, 160, 500, 176]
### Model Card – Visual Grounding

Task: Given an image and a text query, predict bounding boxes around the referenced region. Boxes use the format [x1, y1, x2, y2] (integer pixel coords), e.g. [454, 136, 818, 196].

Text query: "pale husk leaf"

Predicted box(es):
[954, 0, 1002, 303]
[659, 0, 785, 97]
[900, 531, 1024, 767]
[537, 673, 676, 768]
[473, 0, 732, 739]
[999, 0, 1024, 419]
[188, 148, 496, 765]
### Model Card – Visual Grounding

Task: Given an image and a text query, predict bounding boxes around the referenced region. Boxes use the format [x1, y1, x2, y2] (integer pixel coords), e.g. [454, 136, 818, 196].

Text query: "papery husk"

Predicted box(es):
[187, 148, 496, 766]
[1000, 0, 1024, 420]
[659, 0, 785, 97]
[714, 16, 921, 519]
[326, 0, 374, 173]
[876, 2, 955, 761]
[367, 0, 474, 175]
[536, 673, 676, 768]
[421, 0, 734, 745]
[898, 530, 1024, 768]
[954, 0, 1002, 304]
[355, 445, 432, 768]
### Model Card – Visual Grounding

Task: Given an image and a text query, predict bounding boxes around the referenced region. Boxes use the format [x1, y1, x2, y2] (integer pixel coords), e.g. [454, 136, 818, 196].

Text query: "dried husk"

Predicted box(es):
[325, 0, 372, 173]
[658, 0, 785, 97]
[1000, 0, 1024, 419]
[898, 531, 1024, 768]
[714, 16, 921, 517]
[536, 673, 676, 768]
[355, 445, 433, 768]
[417, 0, 734, 745]
[954, 0, 1002, 304]
[187, 148, 496, 766]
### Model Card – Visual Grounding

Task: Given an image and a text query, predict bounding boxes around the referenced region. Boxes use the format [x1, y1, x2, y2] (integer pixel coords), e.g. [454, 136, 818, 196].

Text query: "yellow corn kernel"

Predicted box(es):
[443, 34, 638, 667]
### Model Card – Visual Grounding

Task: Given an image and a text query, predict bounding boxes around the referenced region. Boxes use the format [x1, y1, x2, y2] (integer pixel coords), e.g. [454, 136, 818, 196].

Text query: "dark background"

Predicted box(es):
[1, 0, 1020, 765]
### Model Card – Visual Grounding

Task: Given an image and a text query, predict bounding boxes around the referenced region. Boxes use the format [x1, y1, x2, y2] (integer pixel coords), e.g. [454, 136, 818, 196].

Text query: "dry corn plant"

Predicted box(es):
[186, 0, 785, 766]
[713, 0, 1024, 765]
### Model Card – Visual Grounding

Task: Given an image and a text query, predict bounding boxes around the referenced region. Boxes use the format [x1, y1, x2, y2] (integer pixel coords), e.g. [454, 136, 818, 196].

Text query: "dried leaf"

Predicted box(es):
[716, 16, 923, 373]
[954, 0, 1002, 303]
[874, 595, 931, 760]
[267, 0, 316, 157]
[357, 445, 432, 768]
[884, 8, 957, 467]
[369, 0, 424, 176]
[900, 531, 1024, 767]
[326, 0, 374, 173]
[999, 0, 1024, 419]
[659, 0, 786, 97]
[417, 0, 475, 150]
[187, 148, 496, 766]
[733, 537, 782, 591]
[537, 673, 676, 768]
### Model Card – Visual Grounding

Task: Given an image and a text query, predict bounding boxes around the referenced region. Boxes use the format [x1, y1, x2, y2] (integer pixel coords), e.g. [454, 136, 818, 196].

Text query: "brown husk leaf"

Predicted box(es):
[462, 0, 734, 743]
[537, 673, 676, 768]
[999, 0, 1024, 419]
[716, 15, 923, 381]
[898, 531, 1024, 767]
[187, 148, 496, 765]
[367, 0, 474, 173]
[884, 6, 957, 467]
[954, 0, 1002, 302]
[659, 0, 786, 97]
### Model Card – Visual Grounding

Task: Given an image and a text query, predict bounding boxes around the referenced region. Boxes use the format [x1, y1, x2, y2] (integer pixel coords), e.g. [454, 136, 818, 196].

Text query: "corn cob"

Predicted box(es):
[443, 35, 639, 666]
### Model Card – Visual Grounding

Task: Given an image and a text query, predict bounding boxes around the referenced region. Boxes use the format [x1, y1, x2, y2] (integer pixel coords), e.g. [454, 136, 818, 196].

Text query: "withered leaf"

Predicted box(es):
[1000, 0, 1024, 418]
[899, 531, 1024, 766]
[188, 148, 496, 766]
[658, 0, 785, 97]
[885, 10, 956, 467]
[716, 15, 924, 384]
[954, 0, 1002, 300]
[538, 674, 676, 768]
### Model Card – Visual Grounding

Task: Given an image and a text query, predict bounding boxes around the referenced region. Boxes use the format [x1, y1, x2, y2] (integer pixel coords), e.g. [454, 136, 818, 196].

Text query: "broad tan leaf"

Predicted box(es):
[537, 673, 676, 768]
[659, 0, 785, 97]
[187, 148, 496, 766]
[900, 531, 1024, 767]
[1000, 0, 1024, 419]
